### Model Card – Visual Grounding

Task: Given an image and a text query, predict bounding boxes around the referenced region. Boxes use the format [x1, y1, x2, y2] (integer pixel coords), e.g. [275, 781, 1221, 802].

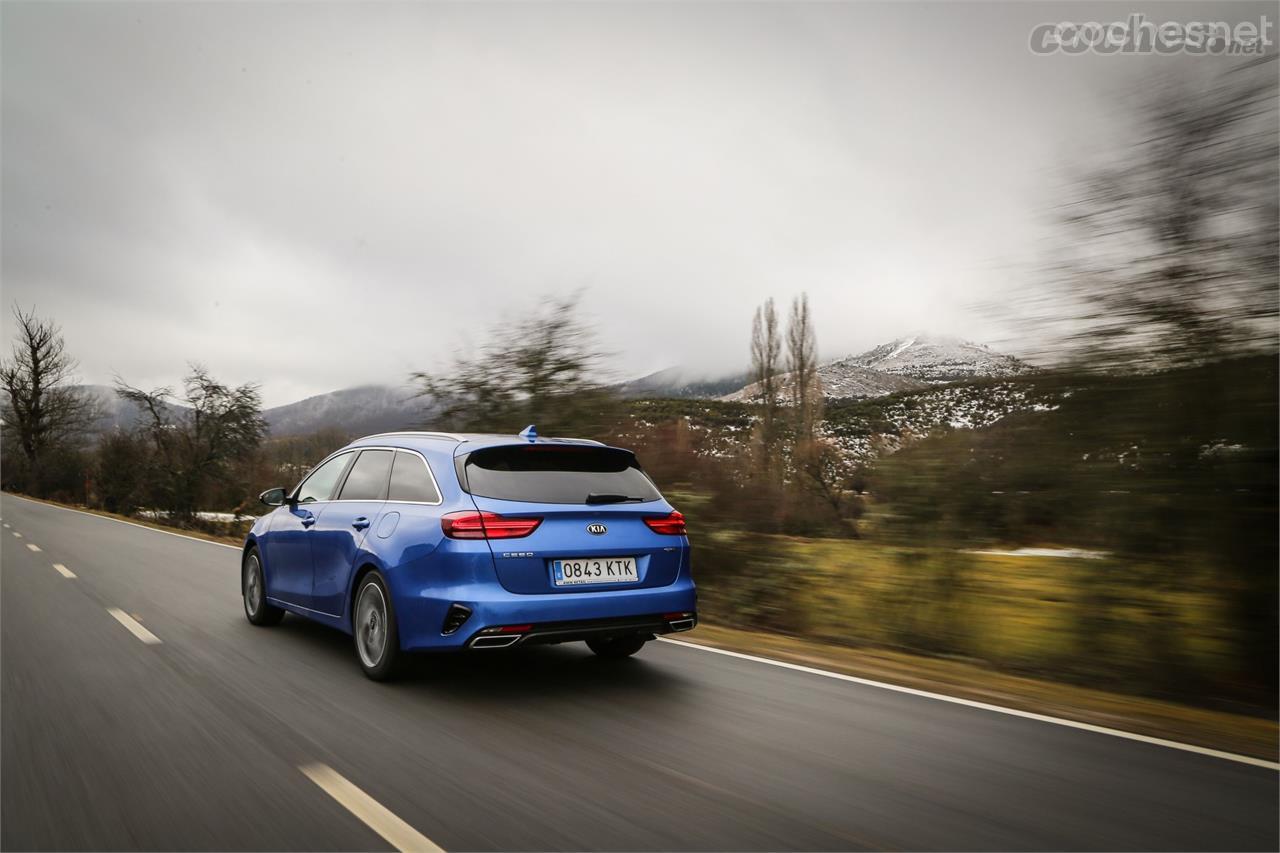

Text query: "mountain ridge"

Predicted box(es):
[78, 383, 424, 438]
[719, 333, 1029, 402]
[75, 335, 1029, 436]
[836, 334, 1029, 383]
[612, 366, 751, 400]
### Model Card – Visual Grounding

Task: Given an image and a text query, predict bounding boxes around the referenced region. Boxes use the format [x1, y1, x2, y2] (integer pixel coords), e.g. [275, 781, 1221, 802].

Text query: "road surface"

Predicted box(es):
[2, 493, 1276, 851]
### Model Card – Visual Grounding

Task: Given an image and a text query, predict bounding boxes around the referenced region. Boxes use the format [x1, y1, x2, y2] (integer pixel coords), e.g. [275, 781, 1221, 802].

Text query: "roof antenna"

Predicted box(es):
[518, 424, 538, 443]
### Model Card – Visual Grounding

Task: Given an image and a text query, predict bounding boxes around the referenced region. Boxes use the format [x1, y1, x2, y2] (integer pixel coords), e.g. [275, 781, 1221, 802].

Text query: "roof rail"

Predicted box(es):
[359, 431, 467, 442]
[359, 431, 606, 447]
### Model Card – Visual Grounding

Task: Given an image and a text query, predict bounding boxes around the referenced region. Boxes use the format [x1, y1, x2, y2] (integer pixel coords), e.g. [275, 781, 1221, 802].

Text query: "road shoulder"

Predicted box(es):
[670, 623, 1278, 763]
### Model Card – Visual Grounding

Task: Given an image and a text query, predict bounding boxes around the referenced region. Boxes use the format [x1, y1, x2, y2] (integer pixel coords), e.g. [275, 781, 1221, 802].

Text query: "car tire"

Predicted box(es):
[243, 548, 285, 626]
[586, 634, 647, 659]
[353, 572, 401, 681]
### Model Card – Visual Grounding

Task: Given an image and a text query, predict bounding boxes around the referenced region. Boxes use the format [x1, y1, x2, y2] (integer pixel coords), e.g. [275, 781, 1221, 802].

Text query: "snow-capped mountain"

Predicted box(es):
[839, 334, 1029, 383]
[720, 335, 1027, 402]
[721, 365, 925, 402]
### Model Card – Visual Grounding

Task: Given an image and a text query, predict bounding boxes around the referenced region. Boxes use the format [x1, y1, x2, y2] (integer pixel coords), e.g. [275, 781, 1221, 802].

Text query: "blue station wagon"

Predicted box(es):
[242, 429, 697, 679]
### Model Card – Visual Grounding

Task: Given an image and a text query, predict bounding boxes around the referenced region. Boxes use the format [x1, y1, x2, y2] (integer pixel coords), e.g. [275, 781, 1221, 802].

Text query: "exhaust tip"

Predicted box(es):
[471, 634, 522, 649]
[665, 612, 697, 632]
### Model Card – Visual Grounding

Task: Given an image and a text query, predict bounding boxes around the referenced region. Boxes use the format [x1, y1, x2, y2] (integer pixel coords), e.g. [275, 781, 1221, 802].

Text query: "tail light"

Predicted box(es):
[441, 511, 542, 539]
[644, 510, 686, 535]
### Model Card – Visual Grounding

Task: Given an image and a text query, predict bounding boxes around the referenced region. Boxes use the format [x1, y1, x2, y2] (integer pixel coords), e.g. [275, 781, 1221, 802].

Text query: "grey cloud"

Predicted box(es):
[3, 1, 1269, 405]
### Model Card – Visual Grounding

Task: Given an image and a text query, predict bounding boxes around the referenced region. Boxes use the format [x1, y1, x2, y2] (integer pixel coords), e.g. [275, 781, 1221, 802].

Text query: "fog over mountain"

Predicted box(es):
[262, 385, 424, 437]
[83, 383, 424, 438]
[613, 366, 751, 400]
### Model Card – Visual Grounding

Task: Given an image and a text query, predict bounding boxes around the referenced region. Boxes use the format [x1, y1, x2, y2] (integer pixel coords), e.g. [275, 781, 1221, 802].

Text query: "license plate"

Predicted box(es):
[552, 556, 638, 586]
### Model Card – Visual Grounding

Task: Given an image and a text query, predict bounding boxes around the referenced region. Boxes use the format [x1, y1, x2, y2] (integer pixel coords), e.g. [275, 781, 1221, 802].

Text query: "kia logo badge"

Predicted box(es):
[586, 523, 607, 536]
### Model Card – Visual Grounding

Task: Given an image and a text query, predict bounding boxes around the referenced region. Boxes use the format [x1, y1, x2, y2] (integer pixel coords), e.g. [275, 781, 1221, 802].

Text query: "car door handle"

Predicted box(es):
[352, 517, 370, 530]
[301, 514, 316, 528]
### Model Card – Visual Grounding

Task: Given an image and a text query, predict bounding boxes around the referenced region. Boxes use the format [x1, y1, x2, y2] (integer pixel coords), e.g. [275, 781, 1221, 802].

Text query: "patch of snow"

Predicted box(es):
[885, 336, 917, 360]
[138, 510, 252, 523]
[965, 547, 1108, 560]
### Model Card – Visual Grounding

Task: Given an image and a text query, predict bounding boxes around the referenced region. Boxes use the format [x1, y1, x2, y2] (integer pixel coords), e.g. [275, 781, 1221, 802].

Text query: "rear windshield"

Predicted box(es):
[459, 445, 662, 504]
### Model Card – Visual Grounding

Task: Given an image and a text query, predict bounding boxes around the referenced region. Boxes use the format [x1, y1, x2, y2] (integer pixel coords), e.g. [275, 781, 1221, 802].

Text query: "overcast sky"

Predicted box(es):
[2, 1, 1268, 406]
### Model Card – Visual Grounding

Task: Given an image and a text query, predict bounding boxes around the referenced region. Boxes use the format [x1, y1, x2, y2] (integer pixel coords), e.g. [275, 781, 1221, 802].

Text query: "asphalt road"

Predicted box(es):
[2, 493, 1276, 852]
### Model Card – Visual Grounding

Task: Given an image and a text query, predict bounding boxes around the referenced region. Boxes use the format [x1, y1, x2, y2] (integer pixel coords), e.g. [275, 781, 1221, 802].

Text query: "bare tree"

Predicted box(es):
[786, 292, 822, 440]
[1028, 58, 1280, 699]
[412, 295, 618, 436]
[749, 298, 783, 473]
[0, 307, 96, 493]
[1044, 57, 1278, 371]
[116, 365, 268, 519]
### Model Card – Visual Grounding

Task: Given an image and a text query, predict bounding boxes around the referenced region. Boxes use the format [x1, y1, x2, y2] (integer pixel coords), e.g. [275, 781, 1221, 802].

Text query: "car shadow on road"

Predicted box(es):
[271, 612, 693, 704]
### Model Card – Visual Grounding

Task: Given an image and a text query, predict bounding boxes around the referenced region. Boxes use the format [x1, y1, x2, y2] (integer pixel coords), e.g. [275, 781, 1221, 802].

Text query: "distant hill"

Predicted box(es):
[263, 385, 424, 437]
[613, 366, 751, 399]
[616, 375, 1057, 468]
[81, 384, 187, 433]
[720, 334, 1030, 402]
[838, 334, 1029, 383]
[80, 383, 425, 438]
[77, 335, 1029, 439]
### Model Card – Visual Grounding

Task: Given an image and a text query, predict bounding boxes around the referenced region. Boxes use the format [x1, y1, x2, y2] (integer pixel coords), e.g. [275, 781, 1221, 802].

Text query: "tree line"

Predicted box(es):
[1, 310, 269, 524]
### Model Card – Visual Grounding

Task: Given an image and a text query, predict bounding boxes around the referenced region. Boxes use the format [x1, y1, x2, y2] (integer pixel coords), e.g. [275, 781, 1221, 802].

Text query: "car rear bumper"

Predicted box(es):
[466, 611, 698, 649]
[393, 576, 697, 651]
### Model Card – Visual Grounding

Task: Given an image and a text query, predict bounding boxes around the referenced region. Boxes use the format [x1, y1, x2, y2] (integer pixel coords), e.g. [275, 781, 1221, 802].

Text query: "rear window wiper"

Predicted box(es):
[585, 493, 647, 505]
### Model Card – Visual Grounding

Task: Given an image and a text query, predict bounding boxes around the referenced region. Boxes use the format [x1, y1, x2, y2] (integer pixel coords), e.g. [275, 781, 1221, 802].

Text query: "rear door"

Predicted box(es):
[309, 448, 393, 617]
[459, 444, 685, 595]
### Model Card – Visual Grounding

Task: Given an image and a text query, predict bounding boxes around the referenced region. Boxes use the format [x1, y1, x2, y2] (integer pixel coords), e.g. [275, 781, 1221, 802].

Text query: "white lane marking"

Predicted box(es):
[106, 608, 162, 645]
[2, 522, 9, 528]
[11, 531, 21, 538]
[2, 494, 239, 550]
[656, 637, 1280, 771]
[53, 563, 76, 579]
[300, 763, 443, 853]
[26, 543, 41, 552]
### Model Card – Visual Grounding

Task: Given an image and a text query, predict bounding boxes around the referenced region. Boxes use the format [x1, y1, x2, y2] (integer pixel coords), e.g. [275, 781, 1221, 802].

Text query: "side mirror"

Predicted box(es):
[259, 487, 288, 507]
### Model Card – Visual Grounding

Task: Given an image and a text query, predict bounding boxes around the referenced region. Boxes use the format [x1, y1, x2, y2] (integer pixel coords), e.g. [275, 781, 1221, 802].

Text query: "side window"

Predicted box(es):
[388, 451, 442, 503]
[337, 449, 394, 501]
[295, 452, 353, 504]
